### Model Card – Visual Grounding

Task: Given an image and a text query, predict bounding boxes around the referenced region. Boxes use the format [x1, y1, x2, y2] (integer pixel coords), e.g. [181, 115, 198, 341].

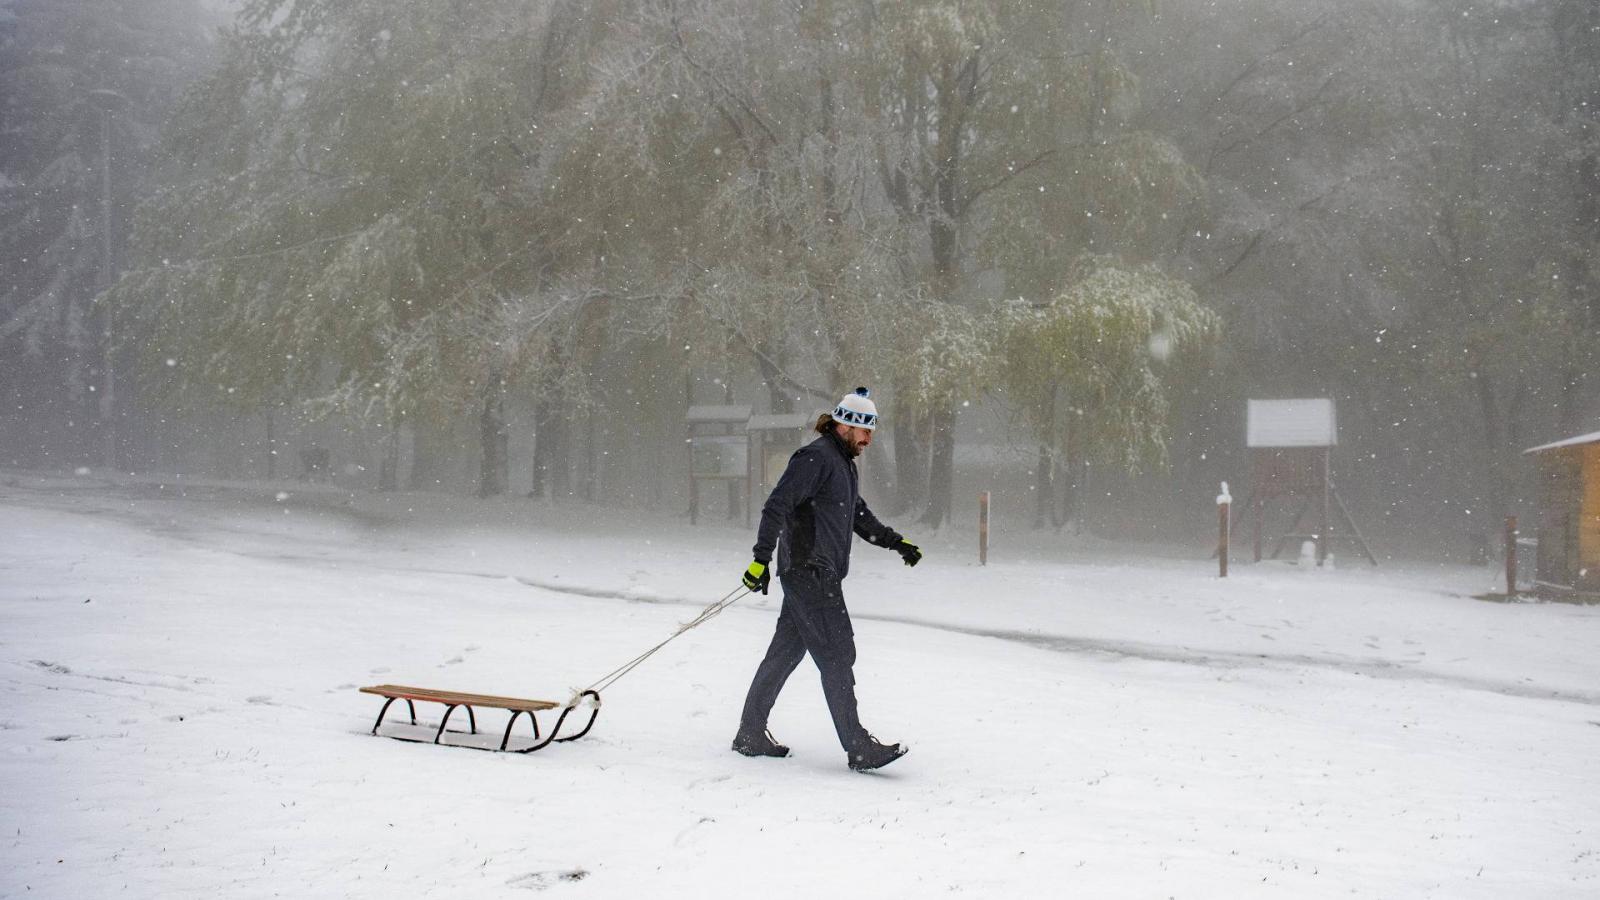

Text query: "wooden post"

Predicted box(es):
[1505, 514, 1518, 597]
[1253, 495, 1263, 562]
[978, 491, 990, 566]
[1317, 448, 1331, 565]
[1217, 481, 1232, 578]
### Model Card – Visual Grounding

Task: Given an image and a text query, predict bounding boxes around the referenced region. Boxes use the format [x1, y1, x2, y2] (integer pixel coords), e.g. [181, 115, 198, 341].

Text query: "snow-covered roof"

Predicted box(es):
[685, 404, 751, 424]
[746, 413, 813, 431]
[1523, 430, 1600, 454]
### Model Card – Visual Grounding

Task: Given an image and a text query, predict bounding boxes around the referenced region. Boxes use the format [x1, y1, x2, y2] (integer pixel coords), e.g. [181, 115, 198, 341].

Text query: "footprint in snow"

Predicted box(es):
[246, 695, 274, 705]
[507, 869, 588, 891]
[440, 656, 464, 666]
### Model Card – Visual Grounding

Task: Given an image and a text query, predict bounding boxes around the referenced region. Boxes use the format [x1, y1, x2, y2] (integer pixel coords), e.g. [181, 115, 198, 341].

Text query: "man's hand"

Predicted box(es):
[742, 561, 770, 594]
[893, 540, 922, 567]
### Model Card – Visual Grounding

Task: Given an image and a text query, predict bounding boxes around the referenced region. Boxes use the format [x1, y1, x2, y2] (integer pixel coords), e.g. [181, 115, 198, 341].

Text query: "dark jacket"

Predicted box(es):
[752, 430, 902, 579]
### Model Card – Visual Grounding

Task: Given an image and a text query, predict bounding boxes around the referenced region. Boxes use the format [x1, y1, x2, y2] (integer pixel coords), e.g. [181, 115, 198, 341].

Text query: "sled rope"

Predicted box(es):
[570, 585, 752, 704]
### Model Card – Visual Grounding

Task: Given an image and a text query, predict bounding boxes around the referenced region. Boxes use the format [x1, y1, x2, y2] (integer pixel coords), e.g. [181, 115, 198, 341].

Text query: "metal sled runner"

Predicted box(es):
[356, 586, 751, 754]
[360, 684, 601, 753]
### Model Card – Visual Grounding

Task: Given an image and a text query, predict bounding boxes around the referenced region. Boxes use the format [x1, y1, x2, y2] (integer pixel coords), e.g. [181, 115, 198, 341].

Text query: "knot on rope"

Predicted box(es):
[565, 688, 602, 710]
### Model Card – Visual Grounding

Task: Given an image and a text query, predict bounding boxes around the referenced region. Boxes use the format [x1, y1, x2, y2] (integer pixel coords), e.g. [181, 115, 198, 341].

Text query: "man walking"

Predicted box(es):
[732, 387, 923, 772]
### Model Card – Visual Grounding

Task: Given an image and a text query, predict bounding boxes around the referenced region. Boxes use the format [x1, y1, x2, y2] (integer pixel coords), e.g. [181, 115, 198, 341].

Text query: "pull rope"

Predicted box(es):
[568, 585, 753, 706]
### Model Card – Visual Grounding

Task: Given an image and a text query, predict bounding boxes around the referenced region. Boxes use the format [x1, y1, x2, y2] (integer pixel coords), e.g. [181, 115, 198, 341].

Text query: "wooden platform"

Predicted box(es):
[361, 684, 559, 712]
[359, 683, 599, 753]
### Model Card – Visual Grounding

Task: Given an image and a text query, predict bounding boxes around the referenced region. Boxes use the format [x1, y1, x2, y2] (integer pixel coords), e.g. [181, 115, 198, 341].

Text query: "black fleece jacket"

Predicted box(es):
[751, 430, 902, 579]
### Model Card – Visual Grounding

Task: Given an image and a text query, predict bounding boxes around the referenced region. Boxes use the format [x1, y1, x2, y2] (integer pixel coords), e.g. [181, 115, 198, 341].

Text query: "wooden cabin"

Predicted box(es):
[1524, 430, 1600, 598]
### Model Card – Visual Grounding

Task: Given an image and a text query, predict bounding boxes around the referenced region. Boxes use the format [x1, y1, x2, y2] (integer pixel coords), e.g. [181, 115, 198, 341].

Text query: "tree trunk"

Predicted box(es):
[477, 390, 508, 498]
[891, 402, 929, 516]
[1033, 445, 1055, 529]
[378, 424, 400, 492]
[755, 350, 794, 414]
[1032, 384, 1061, 529]
[581, 411, 598, 502]
[1060, 452, 1087, 534]
[264, 411, 276, 480]
[532, 399, 570, 499]
[1472, 368, 1507, 530]
[408, 417, 448, 491]
[920, 403, 957, 528]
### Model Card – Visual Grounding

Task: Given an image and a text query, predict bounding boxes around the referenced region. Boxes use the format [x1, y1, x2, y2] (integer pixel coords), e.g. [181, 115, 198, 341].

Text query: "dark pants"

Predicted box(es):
[738, 566, 866, 751]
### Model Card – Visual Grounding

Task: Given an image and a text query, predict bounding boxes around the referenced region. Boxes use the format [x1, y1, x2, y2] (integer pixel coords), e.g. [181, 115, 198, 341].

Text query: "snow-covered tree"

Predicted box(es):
[108, 0, 611, 494]
[854, 0, 1211, 525]
[0, 0, 214, 467]
[996, 257, 1220, 527]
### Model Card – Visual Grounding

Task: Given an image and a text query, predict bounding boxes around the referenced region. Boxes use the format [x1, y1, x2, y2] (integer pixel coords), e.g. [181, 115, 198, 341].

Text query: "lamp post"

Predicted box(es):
[87, 88, 128, 471]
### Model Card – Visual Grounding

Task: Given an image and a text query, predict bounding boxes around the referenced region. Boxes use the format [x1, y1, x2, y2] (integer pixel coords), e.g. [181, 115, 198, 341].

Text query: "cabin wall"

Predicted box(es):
[1582, 446, 1600, 591]
[1536, 451, 1582, 587]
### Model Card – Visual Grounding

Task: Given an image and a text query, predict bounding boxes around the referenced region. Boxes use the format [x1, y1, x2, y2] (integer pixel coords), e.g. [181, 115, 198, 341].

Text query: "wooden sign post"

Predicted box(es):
[1217, 481, 1232, 578]
[979, 491, 990, 566]
[1504, 515, 1518, 597]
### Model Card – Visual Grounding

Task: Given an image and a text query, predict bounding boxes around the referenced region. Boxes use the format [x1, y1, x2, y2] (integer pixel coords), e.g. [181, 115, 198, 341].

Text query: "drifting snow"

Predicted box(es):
[2, 472, 1598, 897]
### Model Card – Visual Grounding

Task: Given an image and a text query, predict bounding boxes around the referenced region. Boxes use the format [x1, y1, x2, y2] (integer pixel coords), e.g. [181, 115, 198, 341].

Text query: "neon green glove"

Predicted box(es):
[893, 540, 922, 567]
[742, 561, 770, 594]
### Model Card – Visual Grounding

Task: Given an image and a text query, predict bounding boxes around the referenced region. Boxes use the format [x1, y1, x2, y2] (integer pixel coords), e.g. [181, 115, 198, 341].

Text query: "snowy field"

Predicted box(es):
[3, 471, 1599, 898]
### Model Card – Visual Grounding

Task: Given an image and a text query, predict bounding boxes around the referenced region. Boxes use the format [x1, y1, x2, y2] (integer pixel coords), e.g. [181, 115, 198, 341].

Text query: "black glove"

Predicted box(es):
[893, 539, 922, 567]
[742, 560, 770, 594]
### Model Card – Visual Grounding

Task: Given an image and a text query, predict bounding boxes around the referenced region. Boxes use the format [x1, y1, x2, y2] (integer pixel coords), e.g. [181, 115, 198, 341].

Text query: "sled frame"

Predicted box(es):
[360, 684, 601, 753]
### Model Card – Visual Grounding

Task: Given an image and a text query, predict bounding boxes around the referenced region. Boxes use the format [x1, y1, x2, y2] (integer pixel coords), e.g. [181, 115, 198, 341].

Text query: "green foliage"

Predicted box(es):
[108, 0, 603, 427]
[997, 256, 1221, 473]
[890, 297, 996, 419]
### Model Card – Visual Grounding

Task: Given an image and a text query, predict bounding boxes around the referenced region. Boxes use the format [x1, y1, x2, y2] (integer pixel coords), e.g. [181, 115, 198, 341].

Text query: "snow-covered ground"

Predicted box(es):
[3, 470, 1598, 898]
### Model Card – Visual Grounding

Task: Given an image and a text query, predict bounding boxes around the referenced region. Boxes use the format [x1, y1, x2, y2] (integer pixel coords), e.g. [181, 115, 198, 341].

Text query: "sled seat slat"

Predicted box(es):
[360, 684, 559, 712]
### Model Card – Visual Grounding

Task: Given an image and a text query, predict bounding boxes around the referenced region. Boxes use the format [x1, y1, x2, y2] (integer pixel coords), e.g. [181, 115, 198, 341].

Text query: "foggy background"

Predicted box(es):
[3, 0, 1597, 561]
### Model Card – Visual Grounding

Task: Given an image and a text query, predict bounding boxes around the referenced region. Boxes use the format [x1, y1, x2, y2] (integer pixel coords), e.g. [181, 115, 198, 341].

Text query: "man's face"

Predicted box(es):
[838, 423, 873, 457]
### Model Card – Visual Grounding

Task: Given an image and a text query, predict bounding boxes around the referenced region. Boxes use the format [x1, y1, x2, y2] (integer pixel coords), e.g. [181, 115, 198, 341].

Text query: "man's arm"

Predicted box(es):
[852, 496, 903, 549]
[752, 448, 825, 563]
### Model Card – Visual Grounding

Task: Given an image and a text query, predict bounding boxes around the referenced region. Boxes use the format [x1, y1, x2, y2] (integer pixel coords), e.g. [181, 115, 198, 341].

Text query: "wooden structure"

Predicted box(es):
[1235, 399, 1377, 566]
[745, 412, 815, 526]
[686, 404, 751, 525]
[1523, 430, 1600, 598]
[360, 684, 601, 753]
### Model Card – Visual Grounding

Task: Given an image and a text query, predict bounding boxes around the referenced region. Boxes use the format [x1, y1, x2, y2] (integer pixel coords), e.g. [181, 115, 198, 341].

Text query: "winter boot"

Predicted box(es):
[732, 728, 791, 758]
[847, 735, 907, 772]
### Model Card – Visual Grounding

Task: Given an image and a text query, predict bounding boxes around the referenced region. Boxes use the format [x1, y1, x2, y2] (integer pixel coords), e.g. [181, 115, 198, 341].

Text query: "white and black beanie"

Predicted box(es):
[832, 387, 879, 430]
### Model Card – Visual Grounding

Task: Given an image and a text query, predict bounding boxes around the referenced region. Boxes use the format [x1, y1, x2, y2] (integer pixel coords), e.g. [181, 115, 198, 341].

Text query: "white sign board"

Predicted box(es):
[1247, 399, 1337, 448]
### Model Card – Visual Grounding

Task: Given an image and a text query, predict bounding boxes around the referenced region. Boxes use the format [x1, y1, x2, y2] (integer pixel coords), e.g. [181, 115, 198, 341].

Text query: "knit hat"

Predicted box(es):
[832, 387, 879, 430]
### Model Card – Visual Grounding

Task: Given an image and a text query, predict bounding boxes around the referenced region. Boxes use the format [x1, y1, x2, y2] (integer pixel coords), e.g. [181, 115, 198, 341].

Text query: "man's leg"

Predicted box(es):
[784, 570, 868, 752]
[737, 599, 806, 736]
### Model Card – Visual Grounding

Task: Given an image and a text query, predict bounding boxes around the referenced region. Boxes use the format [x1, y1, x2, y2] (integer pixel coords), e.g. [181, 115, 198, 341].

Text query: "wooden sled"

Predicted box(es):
[360, 684, 601, 753]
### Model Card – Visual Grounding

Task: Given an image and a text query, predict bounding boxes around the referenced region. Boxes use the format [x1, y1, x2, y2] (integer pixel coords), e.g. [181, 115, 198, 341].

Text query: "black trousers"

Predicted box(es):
[738, 566, 866, 751]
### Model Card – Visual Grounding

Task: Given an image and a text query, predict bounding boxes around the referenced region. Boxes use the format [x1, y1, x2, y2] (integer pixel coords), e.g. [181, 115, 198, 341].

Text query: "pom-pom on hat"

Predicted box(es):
[832, 387, 879, 430]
